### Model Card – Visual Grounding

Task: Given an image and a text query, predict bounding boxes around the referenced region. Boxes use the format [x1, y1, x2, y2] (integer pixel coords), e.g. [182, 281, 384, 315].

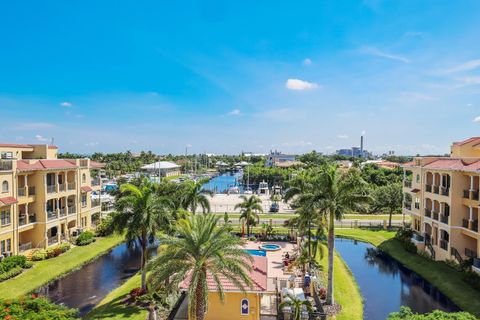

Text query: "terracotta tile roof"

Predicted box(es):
[180, 255, 267, 292]
[17, 159, 78, 171]
[411, 188, 421, 193]
[401, 161, 415, 168]
[90, 161, 105, 169]
[0, 197, 18, 205]
[453, 137, 480, 146]
[0, 143, 34, 148]
[422, 159, 480, 171]
[81, 186, 93, 192]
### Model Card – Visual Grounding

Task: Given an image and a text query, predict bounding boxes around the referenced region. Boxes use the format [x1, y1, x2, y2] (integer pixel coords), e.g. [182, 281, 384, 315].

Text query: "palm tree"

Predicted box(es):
[299, 165, 370, 305]
[235, 195, 263, 237]
[147, 214, 253, 320]
[181, 179, 213, 214]
[111, 178, 173, 291]
[279, 293, 313, 320]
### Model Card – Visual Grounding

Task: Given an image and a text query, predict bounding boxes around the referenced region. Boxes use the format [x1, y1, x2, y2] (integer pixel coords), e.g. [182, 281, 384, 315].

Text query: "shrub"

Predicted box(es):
[76, 231, 96, 246]
[30, 249, 48, 261]
[402, 240, 417, 254]
[0, 266, 23, 282]
[95, 216, 114, 237]
[318, 287, 327, 300]
[0, 295, 78, 319]
[0, 255, 28, 273]
[388, 306, 476, 319]
[395, 228, 413, 242]
[58, 243, 71, 253]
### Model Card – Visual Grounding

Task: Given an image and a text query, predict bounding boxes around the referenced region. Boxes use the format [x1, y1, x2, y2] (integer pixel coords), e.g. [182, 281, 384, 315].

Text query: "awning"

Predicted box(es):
[81, 186, 93, 193]
[0, 196, 18, 206]
[411, 188, 421, 193]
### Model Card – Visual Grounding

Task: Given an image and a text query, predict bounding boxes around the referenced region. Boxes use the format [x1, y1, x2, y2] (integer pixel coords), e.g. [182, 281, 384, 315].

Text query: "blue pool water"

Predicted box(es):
[245, 249, 266, 256]
[262, 244, 281, 251]
[202, 171, 243, 193]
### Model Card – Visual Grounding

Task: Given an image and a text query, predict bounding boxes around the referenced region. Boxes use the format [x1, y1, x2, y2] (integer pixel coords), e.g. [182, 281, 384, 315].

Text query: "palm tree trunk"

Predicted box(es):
[195, 275, 206, 320]
[388, 209, 393, 229]
[308, 215, 312, 270]
[326, 211, 335, 305]
[141, 234, 148, 291]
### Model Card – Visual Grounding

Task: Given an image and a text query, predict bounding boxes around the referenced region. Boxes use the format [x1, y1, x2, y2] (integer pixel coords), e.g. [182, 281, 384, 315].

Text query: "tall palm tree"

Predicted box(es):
[111, 178, 173, 291]
[181, 179, 213, 214]
[147, 214, 253, 320]
[235, 195, 263, 237]
[299, 165, 370, 305]
[279, 293, 313, 320]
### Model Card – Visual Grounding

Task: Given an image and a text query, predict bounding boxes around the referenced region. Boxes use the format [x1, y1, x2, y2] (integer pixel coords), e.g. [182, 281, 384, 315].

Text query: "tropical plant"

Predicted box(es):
[235, 195, 263, 237]
[297, 165, 370, 305]
[0, 295, 79, 319]
[111, 178, 173, 291]
[387, 306, 475, 319]
[147, 214, 253, 320]
[371, 183, 403, 228]
[278, 293, 313, 320]
[181, 179, 213, 214]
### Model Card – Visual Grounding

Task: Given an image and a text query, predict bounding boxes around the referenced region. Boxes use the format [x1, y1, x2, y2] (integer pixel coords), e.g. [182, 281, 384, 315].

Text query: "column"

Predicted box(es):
[471, 176, 474, 191]
[26, 203, 29, 224]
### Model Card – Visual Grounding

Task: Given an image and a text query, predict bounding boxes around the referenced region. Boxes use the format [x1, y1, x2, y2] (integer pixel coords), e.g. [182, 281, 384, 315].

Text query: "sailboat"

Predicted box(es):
[244, 163, 253, 195]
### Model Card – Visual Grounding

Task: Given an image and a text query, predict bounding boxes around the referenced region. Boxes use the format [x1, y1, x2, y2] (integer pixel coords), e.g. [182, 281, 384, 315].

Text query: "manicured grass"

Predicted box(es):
[317, 245, 363, 320]
[335, 228, 480, 318]
[85, 273, 147, 320]
[0, 234, 124, 299]
[343, 214, 407, 221]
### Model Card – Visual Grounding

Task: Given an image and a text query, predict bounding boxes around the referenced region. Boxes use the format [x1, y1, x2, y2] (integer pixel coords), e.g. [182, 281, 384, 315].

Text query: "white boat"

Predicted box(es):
[244, 187, 253, 195]
[227, 186, 240, 194]
[258, 181, 269, 195]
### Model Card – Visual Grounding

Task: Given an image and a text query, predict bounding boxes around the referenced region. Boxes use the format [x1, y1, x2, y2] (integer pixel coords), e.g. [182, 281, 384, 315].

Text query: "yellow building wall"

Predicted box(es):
[203, 292, 261, 320]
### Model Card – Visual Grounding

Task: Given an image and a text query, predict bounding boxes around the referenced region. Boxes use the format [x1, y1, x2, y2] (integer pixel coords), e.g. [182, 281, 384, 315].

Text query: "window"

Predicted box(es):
[1, 152, 12, 159]
[240, 298, 249, 315]
[0, 210, 11, 226]
[82, 194, 87, 207]
[416, 174, 420, 183]
[1, 181, 8, 193]
[82, 174, 86, 183]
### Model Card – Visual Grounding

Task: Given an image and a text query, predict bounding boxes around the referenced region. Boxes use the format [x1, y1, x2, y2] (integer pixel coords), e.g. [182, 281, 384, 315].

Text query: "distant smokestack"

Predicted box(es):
[360, 135, 364, 158]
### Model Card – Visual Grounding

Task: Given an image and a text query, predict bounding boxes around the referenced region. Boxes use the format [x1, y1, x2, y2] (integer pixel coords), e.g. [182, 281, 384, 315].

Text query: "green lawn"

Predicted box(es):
[317, 245, 363, 320]
[335, 228, 480, 318]
[215, 213, 408, 221]
[85, 274, 147, 320]
[0, 234, 124, 299]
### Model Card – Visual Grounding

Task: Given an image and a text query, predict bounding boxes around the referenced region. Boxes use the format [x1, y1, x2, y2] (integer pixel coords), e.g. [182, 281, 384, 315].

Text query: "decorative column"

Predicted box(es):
[471, 176, 474, 191]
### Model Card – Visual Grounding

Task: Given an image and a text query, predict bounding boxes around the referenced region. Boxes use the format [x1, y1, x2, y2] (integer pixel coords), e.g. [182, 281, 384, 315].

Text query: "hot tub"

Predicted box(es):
[261, 244, 281, 251]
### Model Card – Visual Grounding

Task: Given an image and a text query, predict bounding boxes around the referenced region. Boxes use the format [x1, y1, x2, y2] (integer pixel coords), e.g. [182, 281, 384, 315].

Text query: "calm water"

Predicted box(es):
[202, 171, 243, 193]
[37, 242, 157, 317]
[335, 238, 460, 320]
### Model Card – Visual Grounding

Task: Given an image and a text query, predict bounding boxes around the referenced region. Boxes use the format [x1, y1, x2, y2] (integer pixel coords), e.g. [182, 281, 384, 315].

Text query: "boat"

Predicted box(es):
[227, 186, 240, 194]
[244, 187, 253, 195]
[257, 181, 269, 195]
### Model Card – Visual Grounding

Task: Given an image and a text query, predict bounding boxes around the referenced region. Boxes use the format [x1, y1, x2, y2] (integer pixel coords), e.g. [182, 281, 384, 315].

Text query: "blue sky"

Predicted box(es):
[1, 1, 480, 155]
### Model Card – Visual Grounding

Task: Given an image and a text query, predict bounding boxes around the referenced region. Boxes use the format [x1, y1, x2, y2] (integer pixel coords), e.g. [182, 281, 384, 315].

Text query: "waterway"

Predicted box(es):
[202, 171, 244, 193]
[335, 238, 460, 320]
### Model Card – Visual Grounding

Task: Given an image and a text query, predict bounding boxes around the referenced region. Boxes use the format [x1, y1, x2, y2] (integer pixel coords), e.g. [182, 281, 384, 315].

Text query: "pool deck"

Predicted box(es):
[243, 241, 297, 280]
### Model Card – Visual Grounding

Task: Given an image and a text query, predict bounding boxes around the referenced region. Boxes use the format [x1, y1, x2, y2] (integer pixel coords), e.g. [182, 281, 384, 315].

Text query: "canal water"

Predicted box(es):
[37, 242, 157, 317]
[202, 171, 243, 193]
[334, 238, 460, 320]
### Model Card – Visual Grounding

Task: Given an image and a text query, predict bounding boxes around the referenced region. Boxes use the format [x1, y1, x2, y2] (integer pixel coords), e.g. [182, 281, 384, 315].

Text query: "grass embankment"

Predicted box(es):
[85, 274, 147, 320]
[317, 245, 363, 320]
[214, 213, 407, 221]
[0, 234, 124, 299]
[335, 228, 480, 318]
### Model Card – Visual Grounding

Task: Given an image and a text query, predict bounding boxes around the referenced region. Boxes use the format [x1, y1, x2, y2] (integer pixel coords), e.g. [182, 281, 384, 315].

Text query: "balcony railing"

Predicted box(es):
[48, 237, 58, 246]
[441, 187, 449, 197]
[46, 185, 56, 194]
[404, 202, 412, 210]
[28, 213, 36, 223]
[18, 242, 32, 252]
[91, 199, 101, 207]
[18, 187, 26, 197]
[59, 208, 67, 217]
[0, 159, 13, 171]
[433, 211, 439, 220]
[67, 182, 75, 190]
[464, 190, 470, 199]
[473, 220, 479, 232]
[404, 180, 412, 188]
[414, 202, 420, 209]
[92, 179, 101, 186]
[473, 191, 480, 201]
[425, 184, 432, 193]
[80, 159, 89, 167]
[424, 233, 431, 244]
[463, 219, 469, 228]
[474, 258, 480, 269]
[68, 206, 76, 215]
[433, 186, 440, 194]
[47, 211, 57, 221]
[28, 186, 35, 196]
[425, 208, 432, 217]
[440, 214, 449, 224]
[440, 239, 448, 251]
[18, 215, 27, 226]
[411, 233, 424, 243]
[58, 183, 66, 192]
[465, 248, 477, 259]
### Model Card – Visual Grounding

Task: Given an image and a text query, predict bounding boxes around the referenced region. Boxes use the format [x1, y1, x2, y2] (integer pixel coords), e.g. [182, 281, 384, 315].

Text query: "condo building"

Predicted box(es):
[403, 137, 480, 272]
[0, 143, 103, 256]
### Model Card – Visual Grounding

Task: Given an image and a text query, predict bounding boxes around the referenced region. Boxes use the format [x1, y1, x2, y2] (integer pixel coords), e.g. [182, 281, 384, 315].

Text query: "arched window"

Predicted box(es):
[82, 173, 86, 183]
[1, 181, 8, 193]
[240, 298, 249, 315]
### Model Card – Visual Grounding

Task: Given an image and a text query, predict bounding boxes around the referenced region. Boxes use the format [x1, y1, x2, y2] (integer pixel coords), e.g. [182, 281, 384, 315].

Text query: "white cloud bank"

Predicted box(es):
[443, 59, 480, 74]
[35, 134, 48, 142]
[285, 78, 319, 90]
[228, 109, 241, 116]
[60, 101, 72, 107]
[473, 116, 480, 123]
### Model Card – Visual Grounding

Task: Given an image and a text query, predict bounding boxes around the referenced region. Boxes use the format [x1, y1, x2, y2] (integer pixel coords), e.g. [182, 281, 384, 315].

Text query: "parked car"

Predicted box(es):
[269, 202, 279, 213]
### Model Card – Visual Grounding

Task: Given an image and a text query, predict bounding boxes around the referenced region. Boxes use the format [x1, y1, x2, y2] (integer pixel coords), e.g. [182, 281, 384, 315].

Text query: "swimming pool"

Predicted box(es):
[245, 249, 266, 256]
[261, 244, 281, 251]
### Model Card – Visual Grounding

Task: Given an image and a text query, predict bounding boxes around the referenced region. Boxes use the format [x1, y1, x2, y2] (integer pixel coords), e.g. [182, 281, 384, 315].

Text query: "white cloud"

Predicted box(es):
[285, 79, 319, 90]
[60, 101, 72, 107]
[473, 116, 480, 123]
[303, 58, 312, 66]
[361, 130, 366, 135]
[228, 109, 241, 116]
[442, 59, 480, 74]
[359, 46, 410, 63]
[35, 134, 48, 142]
[337, 134, 349, 139]
[467, 103, 473, 107]
[458, 76, 480, 85]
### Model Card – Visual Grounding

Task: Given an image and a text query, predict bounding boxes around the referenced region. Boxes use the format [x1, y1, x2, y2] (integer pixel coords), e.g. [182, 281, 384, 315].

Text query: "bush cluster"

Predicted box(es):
[0, 295, 78, 319]
[95, 216, 114, 237]
[395, 228, 417, 254]
[76, 231, 96, 246]
[388, 306, 476, 319]
[30, 243, 71, 261]
[0, 256, 32, 282]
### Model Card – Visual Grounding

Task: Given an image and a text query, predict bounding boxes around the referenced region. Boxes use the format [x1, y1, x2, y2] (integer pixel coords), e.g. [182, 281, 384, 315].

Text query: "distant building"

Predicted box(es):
[140, 161, 181, 177]
[361, 159, 401, 170]
[336, 147, 371, 158]
[265, 150, 297, 167]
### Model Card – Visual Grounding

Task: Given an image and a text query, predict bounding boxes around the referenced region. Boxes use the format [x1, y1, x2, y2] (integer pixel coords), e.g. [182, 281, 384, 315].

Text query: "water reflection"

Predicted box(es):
[37, 242, 158, 317]
[335, 238, 459, 320]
